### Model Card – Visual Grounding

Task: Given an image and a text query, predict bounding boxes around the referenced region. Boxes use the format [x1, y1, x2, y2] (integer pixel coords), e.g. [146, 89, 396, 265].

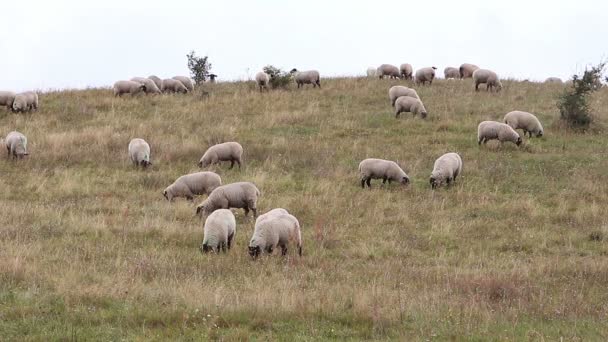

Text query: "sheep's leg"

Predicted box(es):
[298, 245, 302, 256]
[244, 207, 250, 217]
[227, 233, 234, 249]
[280, 244, 288, 256]
[266, 246, 273, 254]
[221, 242, 227, 253]
[316, 81, 321, 88]
[382, 177, 387, 184]
[475, 83, 479, 91]
[366, 178, 372, 188]
[229, 160, 234, 169]
[236, 159, 241, 169]
[251, 207, 257, 218]
[360, 179, 366, 188]
[186, 195, 194, 202]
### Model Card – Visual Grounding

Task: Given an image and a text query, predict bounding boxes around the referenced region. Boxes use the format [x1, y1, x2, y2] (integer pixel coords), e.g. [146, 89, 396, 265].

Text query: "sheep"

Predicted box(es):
[477, 121, 522, 146]
[394, 96, 427, 119]
[208, 74, 218, 82]
[130, 77, 161, 94]
[459, 63, 480, 78]
[163, 171, 222, 202]
[366, 67, 377, 77]
[376, 64, 400, 79]
[4, 131, 28, 159]
[472, 69, 503, 92]
[195, 182, 260, 218]
[12, 91, 39, 112]
[161, 79, 188, 94]
[248, 212, 302, 259]
[200, 209, 236, 253]
[256, 208, 290, 224]
[388, 86, 419, 106]
[148, 75, 163, 90]
[358, 158, 410, 188]
[415, 67, 437, 85]
[290, 69, 321, 88]
[504, 111, 544, 138]
[444, 67, 460, 79]
[255, 72, 270, 91]
[545, 77, 563, 84]
[128, 138, 151, 168]
[0, 91, 16, 110]
[113, 80, 146, 97]
[400, 63, 413, 80]
[172, 76, 194, 92]
[430, 152, 462, 189]
[198, 142, 243, 169]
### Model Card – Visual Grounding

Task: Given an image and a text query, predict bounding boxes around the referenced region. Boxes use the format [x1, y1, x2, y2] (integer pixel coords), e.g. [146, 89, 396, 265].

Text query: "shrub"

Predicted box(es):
[186, 51, 212, 85]
[557, 62, 605, 129]
[262, 65, 293, 89]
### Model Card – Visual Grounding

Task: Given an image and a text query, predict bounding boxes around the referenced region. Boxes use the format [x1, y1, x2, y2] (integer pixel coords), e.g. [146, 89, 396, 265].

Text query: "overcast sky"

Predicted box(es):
[1, 0, 607, 92]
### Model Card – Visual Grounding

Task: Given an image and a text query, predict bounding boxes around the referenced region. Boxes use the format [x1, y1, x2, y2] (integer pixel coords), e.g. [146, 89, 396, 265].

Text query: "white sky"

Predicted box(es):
[1, 0, 607, 92]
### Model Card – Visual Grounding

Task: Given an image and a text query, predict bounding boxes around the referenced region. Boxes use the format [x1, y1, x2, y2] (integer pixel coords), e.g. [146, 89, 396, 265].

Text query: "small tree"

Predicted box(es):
[186, 51, 212, 85]
[557, 62, 605, 129]
[263, 65, 293, 89]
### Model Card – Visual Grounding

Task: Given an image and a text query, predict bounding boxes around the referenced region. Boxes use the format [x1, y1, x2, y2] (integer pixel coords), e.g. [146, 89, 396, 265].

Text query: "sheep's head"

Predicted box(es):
[198, 159, 207, 168]
[248, 245, 261, 260]
[430, 176, 439, 189]
[536, 130, 544, 137]
[420, 110, 428, 119]
[400, 176, 410, 186]
[140, 160, 151, 168]
[515, 136, 523, 146]
[162, 190, 169, 201]
[200, 244, 212, 254]
[289, 68, 298, 74]
[140, 84, 146, 92]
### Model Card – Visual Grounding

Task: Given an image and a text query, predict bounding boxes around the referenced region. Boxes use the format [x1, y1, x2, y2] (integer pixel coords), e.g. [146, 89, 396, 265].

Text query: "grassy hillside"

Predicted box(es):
[1, 77, 608, 340]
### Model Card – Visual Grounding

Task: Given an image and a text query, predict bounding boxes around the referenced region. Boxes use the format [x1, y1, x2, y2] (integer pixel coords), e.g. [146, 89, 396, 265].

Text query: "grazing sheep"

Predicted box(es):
[388, 86, 420, 106]
[163, 171, 222, 202]
[366, 67, 377, 77]
[394, 96, 428, 118]
[4, 131, 28, 159]
[290, 69, 321, 88]
[128, 138, 151, 168]
[545, 77, 563, 84]
[161, 79, 188, 94]
[248, 212, 302, 259]
[472, 69, 503, 92]
[444, 67, 460, 79]
[477, 121, 522, 146]
[196, 182, 261, 217]
[504, 111, 544, 138]
[358, 158, 410, 188]
[400, 64, 413, 80]
[113, 80, 146, 97]
[459, 63, 480, 78]
[130, 77, 161, 94]
[415, 67, 437, 85]
[0, 91, 16, 110]
[255, 72, 270, 91]
[199, 142, 243, 169]
[430, 153, 462, 189]
[148, 75, 163, 90]
[11, 92, 38, 112]
[172, 76, 194, 92]
[376, 64, 400, 79]
[201, 209, 236, 253]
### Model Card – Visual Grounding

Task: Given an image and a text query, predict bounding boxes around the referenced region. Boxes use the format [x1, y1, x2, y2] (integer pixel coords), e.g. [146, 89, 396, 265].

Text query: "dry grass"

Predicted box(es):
[1, 78, 608, 340]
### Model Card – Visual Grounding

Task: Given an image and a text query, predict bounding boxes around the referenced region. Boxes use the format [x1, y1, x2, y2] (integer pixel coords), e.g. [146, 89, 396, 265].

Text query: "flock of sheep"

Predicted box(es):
[1, 62, 553, 259]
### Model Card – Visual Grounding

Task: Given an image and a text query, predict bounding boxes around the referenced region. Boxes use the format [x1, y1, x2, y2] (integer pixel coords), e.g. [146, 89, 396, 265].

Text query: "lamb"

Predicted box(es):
[358, 158, 410, 188]
[400, 64, 413, 80]
[130, 77, 161, 94]
[248, 212, 302, 259]
[415, 67, 437, 85]
[198, 142, 243, 169]
[545, 77, 563, 83]
[172, 76, 194, 92]
[290, 69, 321, 88]
[113, 80, 146, 97]
[477, 121, 522, 146]
[200, 209, 236, 253]
[148, 75, 163, 90]
[444, 67, 460, 79]
[473, 69, 502, 92]
[195, 182, 261, 217]
[4, 131, 28, 159]
[430, 153, 462, 189]
[366, 67, 377, 77]
[161, 79, 188, 94]
[0, 91, 16, 110]
[128, 138, 151, 168]
[255, 72, 270, 91]
[376, 64, 400, 79]
[12, 91, 39, 112]
[388, 86, 419, 106]
[394, 96, 427, 118]
[163, 171, 222, 202]
[459, 63, 480, 78]
[504, 111, 544, 138]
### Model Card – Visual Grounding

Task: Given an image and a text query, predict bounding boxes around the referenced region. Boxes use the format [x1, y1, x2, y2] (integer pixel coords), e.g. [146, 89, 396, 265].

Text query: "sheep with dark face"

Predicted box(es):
[290, 69, 321, 88]
[128, 138, 151, 168]
[195, 182, 260, 218]
[504, 111, 544, 138]
[430, 152, 462, 189]
[201, 209, 236, 254]
[376, 64, 400, 79]
[415, 67, 437, 85]
[477, 121, 522, 146]
[113, 81, 146, 97]
[394, 96, 427, 119]
[388, 86, 419, 106]
[172, 76, 194, 92]
[0, 91, 16, 110]
[4, 131, 28, 159]
[400, 64, 413, 80]
[161, 79, 188, 94]
[12, 92, 38, 112]
[444, 67, 460, 79]
[459, 63, 479, 78]
[130, 77, 161, 94]
[358, 158, 410, 188]
[163, 171, 222, 202]
[255, 72, 270, 91]
[473, 69, 502, 92]
[198, 142, 243, 169]
[248, 212, 302, 259]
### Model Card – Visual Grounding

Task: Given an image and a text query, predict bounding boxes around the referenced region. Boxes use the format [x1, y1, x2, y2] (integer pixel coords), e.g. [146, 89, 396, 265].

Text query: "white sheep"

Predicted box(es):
[4, 131, 28, 159]
[472, 69, 502, 92]
[415, 67, 437, 85]
[196, 182, 260, 217]
[477, 121, 522, 146]
[430, 152, 462, 189]
[172, 76, 194, 92]
[163, 171, 222, 202]
[459, 63, 480, 78]
[161, 79, 188, 94]
[148, 75, 163, 90]
[358, 158, 410, 188]
[12, 92, 38, 112]
[400, 64, 413, 80]
[248, 212, 302, 259]
[255, 72, 270, 91]
[199, 142, 243, 169]
[201, 209, 236, 253]
[290, 69, 321, 88]
[394, 96, 427, 119]
[366, 67, 377, 77]
[376, 64, 400, 79]
[113, 81, 146, 97]
[444, 67, 460, 79]
[388, 86, 420, 106]
[130, 77, 161, 94]
[128, 138, 151, 168]
[504, 111, 544, 138]
[0, 91, 16, 110]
